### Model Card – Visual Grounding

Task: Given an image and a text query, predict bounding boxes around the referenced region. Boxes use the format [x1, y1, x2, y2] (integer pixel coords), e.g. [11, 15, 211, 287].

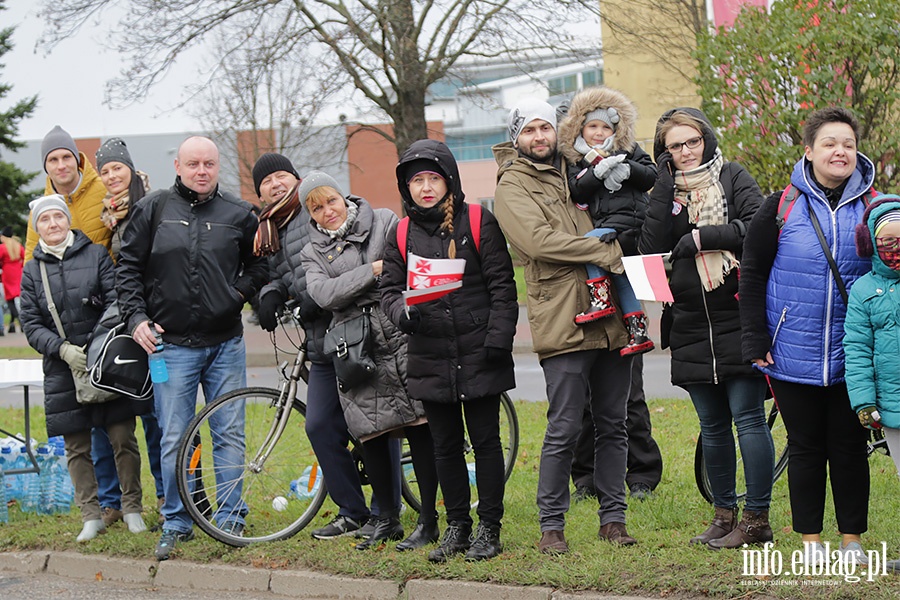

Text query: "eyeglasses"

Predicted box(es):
[665, 136, 703, 154]
[876, 236, 900, 251]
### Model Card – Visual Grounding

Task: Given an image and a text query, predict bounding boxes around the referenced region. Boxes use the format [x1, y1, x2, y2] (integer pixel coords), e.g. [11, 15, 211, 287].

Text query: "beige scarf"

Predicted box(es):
[673, 149, 737, 291]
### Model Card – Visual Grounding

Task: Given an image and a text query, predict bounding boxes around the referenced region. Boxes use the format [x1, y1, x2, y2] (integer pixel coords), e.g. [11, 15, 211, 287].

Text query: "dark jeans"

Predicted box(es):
[770, 378, 869, 534]
[572, 355, 663, 492]
[538, 350, 632, 530]
[92, 411, 165, 509]
[422, 396, 504, 527]
[364, 423, 438, 524]
[685, 377, 774, 512]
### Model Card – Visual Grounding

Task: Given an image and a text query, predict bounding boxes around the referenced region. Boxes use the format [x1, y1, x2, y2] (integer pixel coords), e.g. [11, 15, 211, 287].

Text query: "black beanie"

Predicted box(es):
[252, 153, 300, 197]
[402, 158, 448, 183]
[96, 137, 135, 172]
[1, 226, 12, 238]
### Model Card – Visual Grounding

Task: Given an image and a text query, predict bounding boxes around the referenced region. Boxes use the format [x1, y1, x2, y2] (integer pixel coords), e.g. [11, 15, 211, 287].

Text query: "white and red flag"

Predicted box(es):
[402, 253, 466, 307]
[621, 254, 674, 303]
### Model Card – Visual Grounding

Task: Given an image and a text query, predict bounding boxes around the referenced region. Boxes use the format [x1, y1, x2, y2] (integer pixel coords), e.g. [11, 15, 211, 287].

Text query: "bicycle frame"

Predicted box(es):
[248, 346, 308, 473]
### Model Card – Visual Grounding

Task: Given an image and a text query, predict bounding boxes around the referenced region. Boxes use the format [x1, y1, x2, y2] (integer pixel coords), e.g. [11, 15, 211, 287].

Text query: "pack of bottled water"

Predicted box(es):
[0, 435, 74, 518]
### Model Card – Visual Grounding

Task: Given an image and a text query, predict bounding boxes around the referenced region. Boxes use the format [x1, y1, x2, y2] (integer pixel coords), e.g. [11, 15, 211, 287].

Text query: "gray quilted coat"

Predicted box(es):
[300, 197, 424, 440]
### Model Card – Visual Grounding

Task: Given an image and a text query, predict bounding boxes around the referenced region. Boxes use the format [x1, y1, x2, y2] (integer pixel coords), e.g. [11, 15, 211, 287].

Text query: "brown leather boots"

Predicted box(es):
[691, 507, 773, 549]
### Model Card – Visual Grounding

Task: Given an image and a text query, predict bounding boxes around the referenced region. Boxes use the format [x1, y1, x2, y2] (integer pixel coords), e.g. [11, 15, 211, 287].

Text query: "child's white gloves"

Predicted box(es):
[593, 153, 626, 180]
[604, 161, 631, 192]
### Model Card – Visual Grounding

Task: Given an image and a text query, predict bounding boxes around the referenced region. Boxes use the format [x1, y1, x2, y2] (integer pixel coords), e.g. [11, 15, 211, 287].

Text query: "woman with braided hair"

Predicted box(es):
[381, 139, 518, 562]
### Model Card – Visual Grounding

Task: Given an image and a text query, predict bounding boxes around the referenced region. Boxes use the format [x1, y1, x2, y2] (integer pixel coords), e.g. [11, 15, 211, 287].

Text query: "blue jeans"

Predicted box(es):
[155, 336, 248, 534]
[684, 377, 774, 511]
[584, 228, 641, 314]
[92, 411, 164, 509]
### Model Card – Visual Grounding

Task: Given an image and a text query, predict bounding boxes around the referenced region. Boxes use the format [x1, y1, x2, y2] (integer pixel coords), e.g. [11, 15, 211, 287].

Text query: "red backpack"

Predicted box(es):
[775, 184, 877, 232]
[396, 203, 482, 260]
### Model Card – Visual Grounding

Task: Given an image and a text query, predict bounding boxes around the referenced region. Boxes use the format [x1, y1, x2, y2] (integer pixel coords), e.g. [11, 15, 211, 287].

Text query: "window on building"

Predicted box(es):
[446, 130, 507, 161]
[582, 69, 603, 87]
[547, 74, 578, 96]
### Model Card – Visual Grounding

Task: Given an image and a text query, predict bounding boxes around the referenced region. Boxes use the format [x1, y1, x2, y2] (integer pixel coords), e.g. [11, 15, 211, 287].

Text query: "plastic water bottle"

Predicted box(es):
[0, 463, 7, 523]
[466, 462, 477, 486]
[42, 448, 72, 514]
[289, 465, 321, 499]
[148, 328, 169, 383]
[55, 447, 74, 508]
[21, 445, 50, 513]
[0, 445, 13, 502]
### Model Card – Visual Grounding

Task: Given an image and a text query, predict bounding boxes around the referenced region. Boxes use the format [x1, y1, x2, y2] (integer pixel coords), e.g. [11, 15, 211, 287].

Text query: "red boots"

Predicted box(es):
[574, 277, 616, 324]
[620, 312, 655, 356]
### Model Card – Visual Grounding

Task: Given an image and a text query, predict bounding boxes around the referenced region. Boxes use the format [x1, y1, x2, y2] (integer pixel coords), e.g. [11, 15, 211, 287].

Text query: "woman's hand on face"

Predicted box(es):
[752, 352, 774, 368]
[371, 260, 383, 277]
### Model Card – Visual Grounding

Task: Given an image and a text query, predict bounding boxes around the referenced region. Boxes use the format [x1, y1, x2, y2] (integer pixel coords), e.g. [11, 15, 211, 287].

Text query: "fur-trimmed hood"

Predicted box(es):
[558, 86, 638, 164]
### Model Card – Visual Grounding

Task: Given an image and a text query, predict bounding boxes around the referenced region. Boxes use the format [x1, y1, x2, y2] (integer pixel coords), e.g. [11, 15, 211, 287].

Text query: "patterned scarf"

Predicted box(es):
[318, 199, 359, 239]
[100, 171, 150, 231]
[673, 149, 737, 291]
[254, 183, 302, 256]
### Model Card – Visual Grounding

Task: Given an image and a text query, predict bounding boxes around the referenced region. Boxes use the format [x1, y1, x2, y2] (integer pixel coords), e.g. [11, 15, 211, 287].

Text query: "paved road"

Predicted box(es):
[0, 351, 687, 412]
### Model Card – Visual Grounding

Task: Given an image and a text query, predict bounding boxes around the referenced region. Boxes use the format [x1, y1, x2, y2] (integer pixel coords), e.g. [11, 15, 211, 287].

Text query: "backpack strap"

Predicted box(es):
[396, 203, 482, 262]
[775, 184, 800, 231]
[397, 216, 411, 261]
[468, 203, 482, 253]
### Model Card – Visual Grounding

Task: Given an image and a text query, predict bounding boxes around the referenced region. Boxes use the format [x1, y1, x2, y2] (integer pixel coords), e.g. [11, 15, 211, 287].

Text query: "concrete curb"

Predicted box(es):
[0, 551, 681, 599]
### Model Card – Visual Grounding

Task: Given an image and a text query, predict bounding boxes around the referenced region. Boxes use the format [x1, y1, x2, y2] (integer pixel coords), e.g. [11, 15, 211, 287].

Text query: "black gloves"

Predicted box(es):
[258, 291, 284, 332]
[598, 230, 618, 243]
[398, 306, 421, 335]
[670, 232, 699, 261]
[485, 347, 513, 364]
[656, 151, 675, 178]
[297, 292, 323, 326]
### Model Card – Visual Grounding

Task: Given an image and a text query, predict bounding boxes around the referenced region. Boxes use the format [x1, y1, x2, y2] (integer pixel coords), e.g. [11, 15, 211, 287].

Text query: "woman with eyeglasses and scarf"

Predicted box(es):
[640, 108, 772, 550]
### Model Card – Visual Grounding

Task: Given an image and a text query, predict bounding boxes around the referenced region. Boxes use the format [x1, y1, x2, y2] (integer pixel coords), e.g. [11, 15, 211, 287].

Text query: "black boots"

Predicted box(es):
[465, 522, 502, 561]
[690, 506, 737, 545]
[395, 519, 440, 551]
[427, 522, 472, 563]
[620, 312, 654, 356]
[355, 516, 404, 550]
[708, 509, 773, 550]
[575, 277, 616, 324]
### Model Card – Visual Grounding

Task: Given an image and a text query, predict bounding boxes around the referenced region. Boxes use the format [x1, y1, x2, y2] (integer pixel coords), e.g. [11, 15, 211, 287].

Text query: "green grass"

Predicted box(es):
[0, 346, 39, 359]
[2, 398, 898, 598]
[513, 265, 526, 305]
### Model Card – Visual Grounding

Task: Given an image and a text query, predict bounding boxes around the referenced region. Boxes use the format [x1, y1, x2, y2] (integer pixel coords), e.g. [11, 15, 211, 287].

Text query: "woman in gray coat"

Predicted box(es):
[299, 172, 439, 551]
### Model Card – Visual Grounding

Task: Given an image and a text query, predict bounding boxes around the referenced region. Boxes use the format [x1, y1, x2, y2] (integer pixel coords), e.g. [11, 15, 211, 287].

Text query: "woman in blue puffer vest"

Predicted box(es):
[740, 107, 875, 566]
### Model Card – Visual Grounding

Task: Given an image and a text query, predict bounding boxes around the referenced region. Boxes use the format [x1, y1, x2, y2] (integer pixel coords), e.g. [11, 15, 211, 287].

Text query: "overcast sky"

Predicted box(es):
[4, 3, 204, 142]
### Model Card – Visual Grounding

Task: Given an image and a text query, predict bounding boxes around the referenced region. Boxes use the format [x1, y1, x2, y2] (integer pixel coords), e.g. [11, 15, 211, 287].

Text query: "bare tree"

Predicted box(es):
[188, 25, 348, 195]
[38, 0, 603, 155]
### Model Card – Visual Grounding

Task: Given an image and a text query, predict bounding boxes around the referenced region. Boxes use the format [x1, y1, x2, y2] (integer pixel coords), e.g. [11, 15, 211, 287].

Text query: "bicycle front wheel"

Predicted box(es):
[401, 391, 519, 512]
[176, 386, 327, 546]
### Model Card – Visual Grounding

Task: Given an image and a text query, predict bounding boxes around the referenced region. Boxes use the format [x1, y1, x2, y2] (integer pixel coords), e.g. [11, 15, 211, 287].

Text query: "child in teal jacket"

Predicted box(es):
[844, 195, 900, 478]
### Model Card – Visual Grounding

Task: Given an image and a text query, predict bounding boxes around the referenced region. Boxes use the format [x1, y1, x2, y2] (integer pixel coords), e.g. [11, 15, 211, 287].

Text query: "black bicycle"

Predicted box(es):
[175, 309, 519, 546]
[695, 397, 890, 503]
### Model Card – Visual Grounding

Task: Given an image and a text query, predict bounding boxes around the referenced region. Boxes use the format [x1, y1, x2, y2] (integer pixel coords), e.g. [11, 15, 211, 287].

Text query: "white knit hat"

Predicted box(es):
[29, 194, 71, 229]
[508, 99, 557, 143]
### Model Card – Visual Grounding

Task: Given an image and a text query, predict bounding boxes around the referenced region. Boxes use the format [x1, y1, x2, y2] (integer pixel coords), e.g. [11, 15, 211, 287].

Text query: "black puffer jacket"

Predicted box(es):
[117, 178, 268, 346]
[21, 230, 141, 437]
[259, 203, 331, 364]
[640, 108, 763, 387]
[381, 139, 518, 403]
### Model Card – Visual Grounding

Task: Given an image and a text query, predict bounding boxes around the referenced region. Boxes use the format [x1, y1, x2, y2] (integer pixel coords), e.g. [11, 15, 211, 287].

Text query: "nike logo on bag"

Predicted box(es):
[113, 356, 138, 365]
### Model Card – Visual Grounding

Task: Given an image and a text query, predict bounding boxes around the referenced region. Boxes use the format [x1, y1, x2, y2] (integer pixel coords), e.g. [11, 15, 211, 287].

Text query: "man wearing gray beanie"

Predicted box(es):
[492, 97, 637, 553]
[25, 125, 110, 262]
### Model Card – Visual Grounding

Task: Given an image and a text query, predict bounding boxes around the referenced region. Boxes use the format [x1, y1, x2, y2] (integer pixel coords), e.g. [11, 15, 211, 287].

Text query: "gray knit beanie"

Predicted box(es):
[297, 171, 344, 207]
[29, 194, 71, 229]
[584, 107, 620, 131]
[508, 99, 557, 143]
[41, 126, 79, 172]
[95, 137, 135, 172]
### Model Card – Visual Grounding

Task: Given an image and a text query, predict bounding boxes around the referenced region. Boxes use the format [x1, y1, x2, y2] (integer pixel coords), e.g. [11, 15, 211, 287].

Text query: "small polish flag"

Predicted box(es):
[403, 253, 466, 307]
[621, 254, 674, 303]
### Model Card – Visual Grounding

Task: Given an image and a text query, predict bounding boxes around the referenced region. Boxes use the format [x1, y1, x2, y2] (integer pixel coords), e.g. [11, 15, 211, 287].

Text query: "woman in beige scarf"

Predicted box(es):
[95, 138, 150, 261]
[640, 108, 773, 549]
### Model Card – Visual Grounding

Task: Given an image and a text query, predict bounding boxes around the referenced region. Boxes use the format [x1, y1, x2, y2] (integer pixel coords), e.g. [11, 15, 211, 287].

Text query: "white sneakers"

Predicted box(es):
[803, 541, 827, 567]
[839, 540, 869, 565]
[123, 512, 148, 533]
[76, 519, 106, 542]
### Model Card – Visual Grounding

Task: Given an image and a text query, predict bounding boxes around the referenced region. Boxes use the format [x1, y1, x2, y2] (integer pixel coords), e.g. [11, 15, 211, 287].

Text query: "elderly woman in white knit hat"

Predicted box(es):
[20, 194, 146, 541]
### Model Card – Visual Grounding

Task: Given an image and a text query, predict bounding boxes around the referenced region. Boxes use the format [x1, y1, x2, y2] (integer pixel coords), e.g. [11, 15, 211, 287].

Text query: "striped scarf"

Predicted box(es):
[673, 149, 737, 291]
